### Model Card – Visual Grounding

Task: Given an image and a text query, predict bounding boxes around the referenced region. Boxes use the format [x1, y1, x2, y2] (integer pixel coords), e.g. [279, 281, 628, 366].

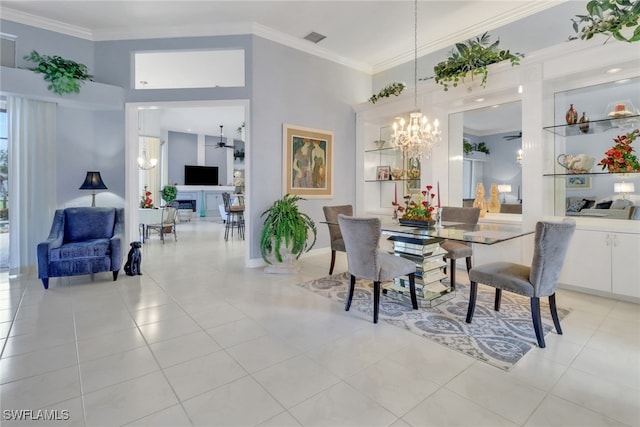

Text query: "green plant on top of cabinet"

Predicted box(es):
[24, 50, 93, 95]
[571, 0, 640, 43]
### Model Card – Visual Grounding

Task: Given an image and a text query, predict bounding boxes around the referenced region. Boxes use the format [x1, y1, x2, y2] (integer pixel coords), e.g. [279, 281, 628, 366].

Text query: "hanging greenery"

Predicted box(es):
[23, 50, 93, 95]
[368, 82, 406, 104]
[571, 0, 640, 43]
[433, 32, 523, 91]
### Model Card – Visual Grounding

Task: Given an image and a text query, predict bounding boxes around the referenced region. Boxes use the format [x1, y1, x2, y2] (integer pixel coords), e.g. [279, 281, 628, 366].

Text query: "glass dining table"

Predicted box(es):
[380, 221, 534, 306]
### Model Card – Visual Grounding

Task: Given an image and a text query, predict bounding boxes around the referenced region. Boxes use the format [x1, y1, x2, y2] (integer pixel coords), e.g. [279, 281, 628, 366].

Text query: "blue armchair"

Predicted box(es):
[37, 207, 124, 289]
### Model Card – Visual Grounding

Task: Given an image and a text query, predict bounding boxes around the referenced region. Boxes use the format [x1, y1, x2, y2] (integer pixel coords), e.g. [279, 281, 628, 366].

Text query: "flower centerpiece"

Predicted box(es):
[140, 185, 153, 208]
[392, 185, 437, 227]
[598, 129, 640, 173]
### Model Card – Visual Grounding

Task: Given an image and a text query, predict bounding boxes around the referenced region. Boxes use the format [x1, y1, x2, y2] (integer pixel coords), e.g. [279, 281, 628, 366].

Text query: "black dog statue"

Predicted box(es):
[124, 241, 142, 276]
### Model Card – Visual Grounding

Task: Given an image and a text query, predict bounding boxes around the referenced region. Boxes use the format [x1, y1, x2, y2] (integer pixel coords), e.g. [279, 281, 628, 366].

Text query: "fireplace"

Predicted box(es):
[175, 199, 197, 212]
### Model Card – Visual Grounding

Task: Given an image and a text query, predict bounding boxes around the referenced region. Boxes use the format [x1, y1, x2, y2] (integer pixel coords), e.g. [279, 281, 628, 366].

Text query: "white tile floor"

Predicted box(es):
[0, 219, 638, 426]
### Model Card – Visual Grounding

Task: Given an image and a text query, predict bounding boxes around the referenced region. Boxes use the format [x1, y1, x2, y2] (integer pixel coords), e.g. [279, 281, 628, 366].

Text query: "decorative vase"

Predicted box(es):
[579, 112, 590, 133]
[398, 218, 435, 228]
[566, 104, 578, 125]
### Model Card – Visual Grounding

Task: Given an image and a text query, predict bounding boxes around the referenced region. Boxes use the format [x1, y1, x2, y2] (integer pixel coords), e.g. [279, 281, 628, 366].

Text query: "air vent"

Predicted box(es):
[303, 32, 326, 44]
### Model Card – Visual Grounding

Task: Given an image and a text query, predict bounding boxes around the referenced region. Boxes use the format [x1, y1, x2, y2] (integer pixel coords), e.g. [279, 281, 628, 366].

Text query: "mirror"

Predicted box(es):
[453, 101, 522, 213]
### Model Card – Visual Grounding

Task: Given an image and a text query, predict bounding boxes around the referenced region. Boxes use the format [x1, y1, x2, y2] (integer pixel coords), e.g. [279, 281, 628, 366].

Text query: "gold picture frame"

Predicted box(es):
[283, 124, 333, 198]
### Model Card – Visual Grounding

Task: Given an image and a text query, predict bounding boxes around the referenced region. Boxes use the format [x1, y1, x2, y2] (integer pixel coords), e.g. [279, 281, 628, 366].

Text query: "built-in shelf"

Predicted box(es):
[543, 171, 640, 177]
[543, 115, 639, 137]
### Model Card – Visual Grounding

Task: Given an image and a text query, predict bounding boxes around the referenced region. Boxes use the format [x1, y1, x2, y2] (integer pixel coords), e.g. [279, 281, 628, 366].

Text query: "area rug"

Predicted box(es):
[297, 272, 570, 370]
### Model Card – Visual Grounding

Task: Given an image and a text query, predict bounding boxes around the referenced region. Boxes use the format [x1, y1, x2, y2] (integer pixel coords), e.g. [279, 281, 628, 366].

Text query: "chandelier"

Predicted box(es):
[137, 140, 157, 170]
[390, 0, 440, 161]
[516, 149, 523, 166]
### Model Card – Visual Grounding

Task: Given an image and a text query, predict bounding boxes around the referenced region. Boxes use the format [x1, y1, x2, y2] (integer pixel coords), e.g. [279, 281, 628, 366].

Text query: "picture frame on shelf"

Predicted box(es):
[566, 176, 591, 189]
[283, 124, 333, 198]
[377, 166, 391, 181]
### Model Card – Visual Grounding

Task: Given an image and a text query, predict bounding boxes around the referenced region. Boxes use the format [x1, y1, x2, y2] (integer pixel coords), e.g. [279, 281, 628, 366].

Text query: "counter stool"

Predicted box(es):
[222, 192, 244, 240]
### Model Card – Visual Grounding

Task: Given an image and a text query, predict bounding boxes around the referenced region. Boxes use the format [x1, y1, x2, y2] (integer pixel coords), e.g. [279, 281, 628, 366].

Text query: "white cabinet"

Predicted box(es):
[560, 229, 640, 297]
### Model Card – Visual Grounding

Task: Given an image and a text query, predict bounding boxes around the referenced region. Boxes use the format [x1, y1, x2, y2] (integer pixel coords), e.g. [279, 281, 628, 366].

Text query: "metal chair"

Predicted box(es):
[440, 206, 481, 289]
[338, 214, 418, 324]
[466, 219, 576, 348]
[146, 201, 178, 243]
[322, 204, 353, 274]
[222, 192, 244, 240]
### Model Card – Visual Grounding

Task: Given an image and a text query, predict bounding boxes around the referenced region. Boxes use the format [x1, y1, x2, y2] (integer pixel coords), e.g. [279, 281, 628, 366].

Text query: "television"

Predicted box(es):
[184, 165, 219, 186]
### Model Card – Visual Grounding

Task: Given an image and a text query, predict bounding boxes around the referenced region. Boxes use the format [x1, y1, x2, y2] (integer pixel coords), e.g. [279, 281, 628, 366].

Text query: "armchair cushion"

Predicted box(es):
[64, 208, 116, 242]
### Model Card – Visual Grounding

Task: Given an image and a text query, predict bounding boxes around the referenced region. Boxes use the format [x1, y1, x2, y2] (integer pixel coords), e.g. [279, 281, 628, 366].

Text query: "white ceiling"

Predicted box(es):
[1, 0, 564, 74]
[2, 0, 558, 137]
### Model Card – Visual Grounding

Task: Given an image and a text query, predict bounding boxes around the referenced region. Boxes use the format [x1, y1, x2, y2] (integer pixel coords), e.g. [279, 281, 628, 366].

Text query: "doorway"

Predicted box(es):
[125, 100, 250, 264]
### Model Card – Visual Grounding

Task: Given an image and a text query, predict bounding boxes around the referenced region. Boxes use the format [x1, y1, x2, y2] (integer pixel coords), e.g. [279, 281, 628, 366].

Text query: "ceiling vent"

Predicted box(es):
[303, 32, 326, 44]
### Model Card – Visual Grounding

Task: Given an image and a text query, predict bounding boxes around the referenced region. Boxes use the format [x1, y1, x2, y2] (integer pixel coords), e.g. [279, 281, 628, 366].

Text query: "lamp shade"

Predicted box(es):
[79, 171, 108, 190]
[614, 182, 635, 194]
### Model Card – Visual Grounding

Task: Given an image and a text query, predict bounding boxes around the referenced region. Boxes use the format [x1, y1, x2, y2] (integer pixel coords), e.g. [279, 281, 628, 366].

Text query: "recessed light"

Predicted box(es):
[475, 98, 484, 102]
[518, 85, 523, 94]
[607, 68, 622, 74]
[491, 104, 500, 108]
[615, 78, 630, 84]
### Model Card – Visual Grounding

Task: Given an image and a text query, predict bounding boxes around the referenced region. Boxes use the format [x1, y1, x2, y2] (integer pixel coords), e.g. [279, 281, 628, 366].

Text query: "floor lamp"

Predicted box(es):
[79, 171, 108, 207]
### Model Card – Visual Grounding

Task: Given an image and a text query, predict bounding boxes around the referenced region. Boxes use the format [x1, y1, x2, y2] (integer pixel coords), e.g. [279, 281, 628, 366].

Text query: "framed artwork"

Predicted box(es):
[376, 166, 391, 181]
[283, 124, 333, 198]
[566, 176, 591, 189]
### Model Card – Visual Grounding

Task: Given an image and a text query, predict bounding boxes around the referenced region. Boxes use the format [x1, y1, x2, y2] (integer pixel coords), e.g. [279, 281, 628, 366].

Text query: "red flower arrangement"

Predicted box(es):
[392, 185, 437, 220]
[140, 185, 153, 208]
[598, 129, 640, 173]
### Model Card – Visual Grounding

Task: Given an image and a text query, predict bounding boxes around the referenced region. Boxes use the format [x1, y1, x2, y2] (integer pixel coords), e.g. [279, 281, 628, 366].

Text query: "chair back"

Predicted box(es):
[162, 202, 178, 225]
[529, 219, 576, 296]
[323, 205, 353, 246]
[441, 206, 481, 225]
[63, 207, 117, 242]
[337, 214, 381, 281]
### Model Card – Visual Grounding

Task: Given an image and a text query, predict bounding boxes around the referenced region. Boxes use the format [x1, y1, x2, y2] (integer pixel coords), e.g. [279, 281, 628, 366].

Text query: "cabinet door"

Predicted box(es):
[611, 233, 640, 298]
[560, 230, 611, 292]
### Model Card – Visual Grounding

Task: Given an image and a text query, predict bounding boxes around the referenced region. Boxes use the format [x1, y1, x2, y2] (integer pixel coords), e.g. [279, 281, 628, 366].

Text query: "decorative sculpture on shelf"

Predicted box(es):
[473, 183, 487, 217]
[487, 183, 501, 213]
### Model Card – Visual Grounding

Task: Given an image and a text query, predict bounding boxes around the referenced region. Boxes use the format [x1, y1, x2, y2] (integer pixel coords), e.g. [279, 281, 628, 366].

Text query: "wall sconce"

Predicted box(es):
[497, 184, 512, 203]
[614, 182, 635, 199]
[79, 171, 108, 207]
[516, 149, 523, 166]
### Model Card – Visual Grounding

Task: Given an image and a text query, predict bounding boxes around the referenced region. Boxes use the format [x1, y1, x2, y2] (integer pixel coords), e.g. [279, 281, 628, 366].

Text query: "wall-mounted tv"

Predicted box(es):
[184, 165, 219, 186]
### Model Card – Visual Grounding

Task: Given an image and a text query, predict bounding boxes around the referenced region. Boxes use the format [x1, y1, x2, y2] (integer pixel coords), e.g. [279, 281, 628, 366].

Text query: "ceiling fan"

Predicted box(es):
[503, 131, 522, 141]
[215, 125, 234, 149]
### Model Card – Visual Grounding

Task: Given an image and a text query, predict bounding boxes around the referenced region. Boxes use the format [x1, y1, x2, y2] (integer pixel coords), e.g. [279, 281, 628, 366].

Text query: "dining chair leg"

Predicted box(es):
[449, 259, 456, 290]
[494, 289, 502, 311]
[531, 297, 545, 348]
[408, 273, 418, 310]
[466, 281, 478, 323]
[549, 293, 563, 335]
[329, 250, 336, 275]
[373, 281, 381, 324]
[465, 257, 472, 273]
[345, 274, 356, 311]
[224, 212, 230, 241]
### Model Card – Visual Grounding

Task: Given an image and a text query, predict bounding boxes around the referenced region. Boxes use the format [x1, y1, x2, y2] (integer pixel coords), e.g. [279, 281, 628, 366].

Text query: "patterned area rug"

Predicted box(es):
[297, 272, 570, 370]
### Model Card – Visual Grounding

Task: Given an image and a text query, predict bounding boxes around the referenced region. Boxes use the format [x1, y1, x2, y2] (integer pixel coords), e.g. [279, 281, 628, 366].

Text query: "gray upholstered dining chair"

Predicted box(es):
[466, 219, 576, 348]
[337, 214, 418, 324]
[440, 206, 481, 289]
[322, 204, 353, 274]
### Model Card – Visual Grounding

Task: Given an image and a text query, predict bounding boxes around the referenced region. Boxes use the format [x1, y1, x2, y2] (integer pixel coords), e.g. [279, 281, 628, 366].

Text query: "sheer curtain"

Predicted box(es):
[8, 97, 57, 272]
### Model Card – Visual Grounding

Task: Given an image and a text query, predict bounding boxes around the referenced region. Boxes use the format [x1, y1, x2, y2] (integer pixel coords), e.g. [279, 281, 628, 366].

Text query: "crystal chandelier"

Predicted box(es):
[390, 0, 440, 161]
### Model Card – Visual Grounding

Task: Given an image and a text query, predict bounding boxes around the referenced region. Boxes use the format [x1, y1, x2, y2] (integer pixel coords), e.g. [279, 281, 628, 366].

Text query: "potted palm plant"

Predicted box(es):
[433, 32, 523, 91]
[260, 194, 317, 273]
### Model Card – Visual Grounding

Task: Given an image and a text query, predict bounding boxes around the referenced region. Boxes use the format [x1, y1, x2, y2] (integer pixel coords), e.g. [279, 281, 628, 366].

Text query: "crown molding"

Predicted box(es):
[0, 7, 92, 40]
[372, 1, 564, 74]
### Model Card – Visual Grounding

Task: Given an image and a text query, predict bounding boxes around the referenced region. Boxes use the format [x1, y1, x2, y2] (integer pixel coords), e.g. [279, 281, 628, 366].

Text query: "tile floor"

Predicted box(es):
[0, 219, 638, 426]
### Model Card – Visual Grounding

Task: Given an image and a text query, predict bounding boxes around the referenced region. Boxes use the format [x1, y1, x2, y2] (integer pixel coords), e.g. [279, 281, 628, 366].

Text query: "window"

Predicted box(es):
[134, 49, 245, 90]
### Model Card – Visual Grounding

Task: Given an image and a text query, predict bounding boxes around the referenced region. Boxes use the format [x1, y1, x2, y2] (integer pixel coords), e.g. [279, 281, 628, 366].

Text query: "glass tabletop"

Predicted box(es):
[381, 221, 533, 245]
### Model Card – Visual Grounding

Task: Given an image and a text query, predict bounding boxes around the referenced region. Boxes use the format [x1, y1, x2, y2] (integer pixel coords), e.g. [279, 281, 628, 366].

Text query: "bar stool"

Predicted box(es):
[222, 192, 244, 240]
